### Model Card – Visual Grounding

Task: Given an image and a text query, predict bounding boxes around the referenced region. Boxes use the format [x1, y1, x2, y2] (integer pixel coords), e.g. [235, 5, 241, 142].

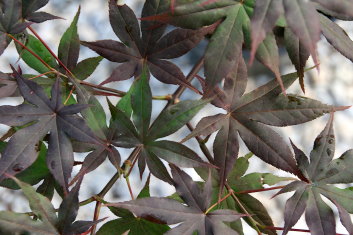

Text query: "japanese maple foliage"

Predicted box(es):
[0, 0, 352, 234]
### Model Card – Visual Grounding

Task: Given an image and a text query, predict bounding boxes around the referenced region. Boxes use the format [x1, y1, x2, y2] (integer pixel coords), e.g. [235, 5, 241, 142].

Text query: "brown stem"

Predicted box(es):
[79, 80, 126, 96]
[124, 146, 142, 178]
[29, 71, 56, 80]
[169, 57, 204, 105]
[7, 33, 53, 70]
[226, 183, 262, 234]
[64, 86, 75, 105]
[236, 186, 285, 195]
[73, 161, 83, 166]
[90, 201, 102, 235]
[205, 190, 232, 214]
[125, 177, 135, 200]
[0, 128, 15, 141]
[186, 122, 213, 163]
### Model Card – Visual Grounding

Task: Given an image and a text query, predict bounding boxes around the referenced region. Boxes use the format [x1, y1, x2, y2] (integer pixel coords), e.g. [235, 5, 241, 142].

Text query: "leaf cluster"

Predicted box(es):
[0, 0, 352, 234]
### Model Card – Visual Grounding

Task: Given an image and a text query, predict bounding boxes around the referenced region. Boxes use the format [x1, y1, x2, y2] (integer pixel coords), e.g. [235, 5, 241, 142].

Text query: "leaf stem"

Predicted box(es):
[169, 57, 204, 105]
[205, 190, 232, 214]
[28, 26, 73, 77]
[186, 122, 213, 163]
[28, 71, 56, 80]
[236, 186, 285, 195]
[123, 146, 142, 178]
[226, 184, 262, 234]
[64, 85, 75, 105]
[0, 127, 15, 141]
[7, 33, 54, 71]
[125, 176, 135, 200]
[90, 201, 102, 235]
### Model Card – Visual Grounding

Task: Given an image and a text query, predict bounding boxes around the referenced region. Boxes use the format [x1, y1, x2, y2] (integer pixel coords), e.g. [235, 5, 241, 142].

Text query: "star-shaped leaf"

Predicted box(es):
[81, 0, 213, 93]
[0, 177, 102, 235]
[107, 68, 211, 184]
[0, 0, 31, 55]
[274, 114, 353, 235]
[142, 0, 284, 92]
[109, 166, 245, 235]
[183, 68, 348, 191]
[147, 0, 353, 92]
[0, 67, 101, 192]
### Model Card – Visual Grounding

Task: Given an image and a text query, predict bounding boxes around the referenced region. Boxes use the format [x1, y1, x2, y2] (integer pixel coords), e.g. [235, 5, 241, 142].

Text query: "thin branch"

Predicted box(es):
[29, 71, 56, 80]
[236, 186, 285, 195]
[0, 128, 15, 141]
[123, 146, 142, 178]
[90, 201, 102, 235]
[186, 122, 213, 163]
[169, 57, 204, 105]
[125, 177, 135, 200]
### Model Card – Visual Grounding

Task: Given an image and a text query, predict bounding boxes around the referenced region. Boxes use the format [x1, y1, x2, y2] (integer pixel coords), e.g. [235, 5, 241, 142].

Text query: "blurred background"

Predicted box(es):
[0, 0, 352, 234]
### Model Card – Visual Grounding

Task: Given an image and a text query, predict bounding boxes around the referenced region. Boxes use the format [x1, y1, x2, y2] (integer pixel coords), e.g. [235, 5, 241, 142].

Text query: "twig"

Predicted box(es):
[236, 186, 285, 195]
[125, 177, 135, 200]
[90, 201, 102, 235]
[185, 122, 213, 163]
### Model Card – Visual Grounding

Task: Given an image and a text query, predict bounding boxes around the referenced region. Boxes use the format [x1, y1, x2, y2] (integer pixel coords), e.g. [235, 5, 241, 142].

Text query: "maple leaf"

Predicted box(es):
[183, 66, 348, 192]
[0, 177, 103, 235]
[274, 114, 353, 235]
[251, 0, 353, 92]
[0, 67, 101, 192]
[22, 0, 61, 23]
[57, 7, 103, 78]
[108, 166, 245, 235]
[0, 0, 60, 56]
[196, 153, 294, 235]
[80, 0, 213, 93]
[97, 175, 170, 235]
[106, 67, 212, 184]
[0, 0, 31, 55]
[142, 0, 284, 93]
[144, 0, 353, 92]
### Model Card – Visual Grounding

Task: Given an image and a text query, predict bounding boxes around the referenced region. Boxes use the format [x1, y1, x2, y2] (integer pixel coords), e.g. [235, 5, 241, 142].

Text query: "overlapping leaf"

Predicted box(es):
[0, 71, 17, 98]
[109, 166, 245, 234]
[183, 68, 348, 191]
[22, 0, 61, 23]
[0, 0, 60, 56]
[196, 153, 293, 235]
[108, 68, 211, 183]
[275, 115, 353, 235]
[0, 0, 30, 55]
[97, 175, 170, 235]
[0, 68, 101, 192]
[142, 0, 284, 92]
[81, 0, 213, 92]
[0, 177, 102, 235]
[147, 0, 353, 92]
